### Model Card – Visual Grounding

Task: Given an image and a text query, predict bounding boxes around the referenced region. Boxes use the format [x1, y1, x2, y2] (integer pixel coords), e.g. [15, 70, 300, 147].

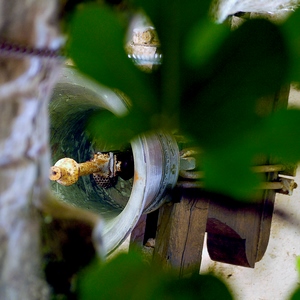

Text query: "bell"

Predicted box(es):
[49, 66, 180, 254]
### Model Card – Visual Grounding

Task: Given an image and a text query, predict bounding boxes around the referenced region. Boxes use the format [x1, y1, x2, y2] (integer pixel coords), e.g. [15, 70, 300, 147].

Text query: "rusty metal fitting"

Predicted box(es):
[132, 26, 160, 46]
[126, 26, 161, 72]
[49, 152, 120, 186]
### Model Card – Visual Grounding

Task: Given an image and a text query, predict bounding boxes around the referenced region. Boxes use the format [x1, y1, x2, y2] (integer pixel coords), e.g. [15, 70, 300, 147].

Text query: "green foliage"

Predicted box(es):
[281, 8, 300, 82]
[184, 19, 231, 69]
[77, 251, 233, 300]
[64, 2, 300, 299]
[259, 109, 300, 163]
[68, 1, 300, 199]
[291, 289, 300, 300]
[183, 19, 288, 148]
[69, 4, 157, 112]
[289, 256, 300, 299]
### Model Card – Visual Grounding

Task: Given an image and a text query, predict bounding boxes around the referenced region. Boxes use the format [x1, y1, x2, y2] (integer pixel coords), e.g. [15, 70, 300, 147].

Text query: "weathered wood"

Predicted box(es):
[153, 189, 209, 277]
[206, 86, 290, 267]
[206, 195, 273, 267]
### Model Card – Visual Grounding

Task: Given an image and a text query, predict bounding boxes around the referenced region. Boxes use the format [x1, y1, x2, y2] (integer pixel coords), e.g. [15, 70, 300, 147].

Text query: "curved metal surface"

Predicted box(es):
[50, 66, 179, 254]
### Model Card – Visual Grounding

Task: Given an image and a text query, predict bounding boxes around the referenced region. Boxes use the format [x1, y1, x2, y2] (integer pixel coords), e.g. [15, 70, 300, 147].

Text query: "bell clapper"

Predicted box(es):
[49, 151, 134, 187]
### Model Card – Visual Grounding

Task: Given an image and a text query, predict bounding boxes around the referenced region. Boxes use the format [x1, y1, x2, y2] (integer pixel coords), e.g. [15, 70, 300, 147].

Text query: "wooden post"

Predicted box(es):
[153, 189, 209, 277]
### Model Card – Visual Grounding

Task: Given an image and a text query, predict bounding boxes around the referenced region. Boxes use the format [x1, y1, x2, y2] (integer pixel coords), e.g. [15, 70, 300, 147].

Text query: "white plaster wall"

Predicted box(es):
[200, 87, 300, 300]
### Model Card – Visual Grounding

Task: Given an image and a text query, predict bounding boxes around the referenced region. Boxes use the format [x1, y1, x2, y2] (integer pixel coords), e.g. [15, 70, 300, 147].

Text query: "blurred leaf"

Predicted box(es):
[86, 109, 151, 148]
[133, 0, 212, 41]
[77, 251, 233, 300]
[291, 289, 300, 300]
[181, 18, 289, 198]
[162, 274, 232, 300]
[297, 256, 300, 274]
[200, 108, 300, 198]
[182, 19, 289, 150]
[259, 109, 300, 163]
[202, 145, 263, 199]
[184, 18, 230, 69]
[69, 4, 157, 115]
[67, 2, 296, 201]
[133, 0, 212, 126]
[281, 8, 300, 82]
[289, 257, 300, 299]
[77, 252, 154, 300]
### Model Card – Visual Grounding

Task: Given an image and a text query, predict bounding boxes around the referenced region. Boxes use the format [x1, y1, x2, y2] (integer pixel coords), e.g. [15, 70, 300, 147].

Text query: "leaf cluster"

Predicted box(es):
[59, 2, 300, 298]
[77, 251, 232, 300]
[68, 1, 300, 197]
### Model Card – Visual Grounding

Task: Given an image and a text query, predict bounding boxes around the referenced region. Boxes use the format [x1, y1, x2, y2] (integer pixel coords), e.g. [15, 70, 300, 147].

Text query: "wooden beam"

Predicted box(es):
[153, 189, 209, 277]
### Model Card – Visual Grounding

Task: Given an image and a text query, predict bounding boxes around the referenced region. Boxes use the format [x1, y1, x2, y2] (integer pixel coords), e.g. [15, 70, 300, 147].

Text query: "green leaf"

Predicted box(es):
[86, 109, 151, 148]
[132, 0, 212, 126]
[69, 4, 157, 115]
[181, 18, 289, 198]
[296, 256, 300, 275]
[290, 288, 300, 300]
[201, 143, 263, 199]
[289, 257, 300, 300]
[184, 18, 230, 69]
[77, 252, 151, 300]
[77, 251, 233, 300]
[162, 274, 233, 300]
[281, 7, 300, 82]
[182, 18, 289, 150]
[259, 109, 300, 163]
[133, 0, 212, 41]
[200, 108, 300, 198]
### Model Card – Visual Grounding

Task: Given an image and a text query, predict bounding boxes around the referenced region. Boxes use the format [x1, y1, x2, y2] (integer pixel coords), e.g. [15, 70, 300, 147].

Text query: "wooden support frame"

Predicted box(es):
[153, 189, 209, 277]
[129, 85, 292, 273]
